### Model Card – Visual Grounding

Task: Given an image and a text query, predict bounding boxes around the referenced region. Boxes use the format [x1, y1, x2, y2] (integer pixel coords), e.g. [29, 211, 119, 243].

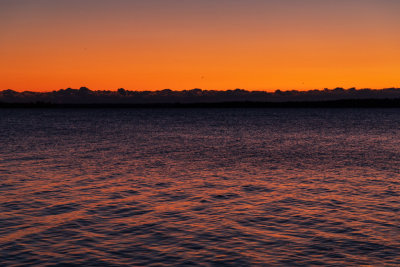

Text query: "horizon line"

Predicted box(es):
[3, 87, 400, 94]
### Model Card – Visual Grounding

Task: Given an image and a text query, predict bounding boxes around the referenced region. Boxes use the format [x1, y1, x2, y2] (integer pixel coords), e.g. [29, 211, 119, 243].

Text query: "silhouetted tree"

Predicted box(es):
[79, 87, 91, 94]
[117, 88, 127, 95]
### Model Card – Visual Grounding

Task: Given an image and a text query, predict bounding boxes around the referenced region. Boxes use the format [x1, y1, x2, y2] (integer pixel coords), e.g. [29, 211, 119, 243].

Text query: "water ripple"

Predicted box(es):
[1, 108, 400, 266]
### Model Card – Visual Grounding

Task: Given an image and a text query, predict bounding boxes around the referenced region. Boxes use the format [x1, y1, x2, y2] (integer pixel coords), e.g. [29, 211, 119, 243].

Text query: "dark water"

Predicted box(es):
[1, 108, 400, 266]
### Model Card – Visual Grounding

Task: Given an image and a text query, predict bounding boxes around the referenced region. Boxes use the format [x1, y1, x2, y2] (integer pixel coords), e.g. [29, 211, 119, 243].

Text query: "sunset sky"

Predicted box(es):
[1, 0, 399, 92]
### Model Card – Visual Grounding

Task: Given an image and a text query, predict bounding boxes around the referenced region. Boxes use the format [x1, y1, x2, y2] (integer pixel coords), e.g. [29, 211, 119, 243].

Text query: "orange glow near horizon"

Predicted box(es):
[1, 0, 399, 92]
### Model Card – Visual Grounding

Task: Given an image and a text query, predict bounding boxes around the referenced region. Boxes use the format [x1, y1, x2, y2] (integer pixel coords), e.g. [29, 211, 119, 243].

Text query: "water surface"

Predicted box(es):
[1, 108, 399, 266]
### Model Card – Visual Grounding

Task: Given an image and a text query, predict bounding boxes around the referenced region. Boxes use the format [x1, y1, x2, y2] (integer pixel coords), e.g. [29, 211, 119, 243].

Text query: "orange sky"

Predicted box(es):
[1, 0, 399, 92]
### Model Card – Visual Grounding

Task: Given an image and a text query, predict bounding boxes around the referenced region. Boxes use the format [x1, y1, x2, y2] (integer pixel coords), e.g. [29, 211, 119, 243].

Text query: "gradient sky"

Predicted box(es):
[1, 0, 399, 91]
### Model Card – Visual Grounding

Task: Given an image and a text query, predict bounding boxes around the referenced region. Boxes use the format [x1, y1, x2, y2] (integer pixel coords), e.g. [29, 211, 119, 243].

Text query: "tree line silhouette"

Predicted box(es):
[1, 87, 400, 107]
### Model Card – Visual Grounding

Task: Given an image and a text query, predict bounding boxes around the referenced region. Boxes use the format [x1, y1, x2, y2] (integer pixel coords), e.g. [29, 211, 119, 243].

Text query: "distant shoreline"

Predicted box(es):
[2, 99, 400, 108]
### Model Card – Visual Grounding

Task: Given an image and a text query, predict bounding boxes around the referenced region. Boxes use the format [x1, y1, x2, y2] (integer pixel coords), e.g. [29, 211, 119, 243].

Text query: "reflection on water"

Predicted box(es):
[1, 108, 400, 266]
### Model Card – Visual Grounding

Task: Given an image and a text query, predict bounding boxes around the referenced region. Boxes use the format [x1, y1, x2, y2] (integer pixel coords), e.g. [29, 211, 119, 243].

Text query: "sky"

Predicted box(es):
[1, 0, 399, 92]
